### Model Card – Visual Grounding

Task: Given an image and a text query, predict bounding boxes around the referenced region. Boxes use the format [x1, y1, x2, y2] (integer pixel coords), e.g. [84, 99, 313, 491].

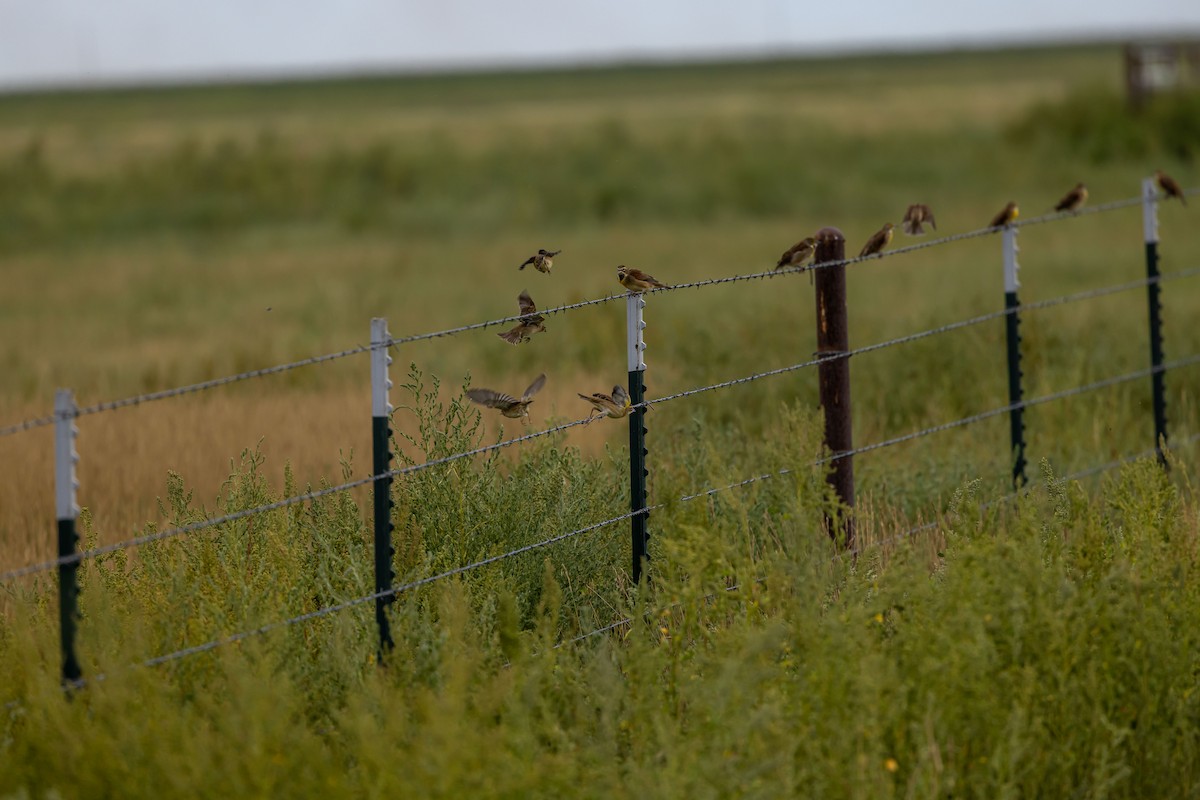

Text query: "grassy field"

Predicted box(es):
[3, 43, 1200, 796]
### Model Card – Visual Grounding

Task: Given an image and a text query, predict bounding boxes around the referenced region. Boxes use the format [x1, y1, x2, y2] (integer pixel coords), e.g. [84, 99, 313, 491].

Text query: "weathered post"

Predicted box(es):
[626, 294, 650, 584]
[1002, 226, 1028, 488]
[370, 318, 396, 657]
[1142, 176, 1169, 466]
[54, 389, 83, 686]
[813, 227, 854, 549]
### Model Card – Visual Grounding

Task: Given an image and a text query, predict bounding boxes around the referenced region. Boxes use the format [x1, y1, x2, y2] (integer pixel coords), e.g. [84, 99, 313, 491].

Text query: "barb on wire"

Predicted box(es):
[0, 412, 597, 584]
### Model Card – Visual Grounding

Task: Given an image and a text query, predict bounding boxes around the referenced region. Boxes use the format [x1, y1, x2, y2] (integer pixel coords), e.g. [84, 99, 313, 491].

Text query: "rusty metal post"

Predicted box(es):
[813, 227, 854, 549]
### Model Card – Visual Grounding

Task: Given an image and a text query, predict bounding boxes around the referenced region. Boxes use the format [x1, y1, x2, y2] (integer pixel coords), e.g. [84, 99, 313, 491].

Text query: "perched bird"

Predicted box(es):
[578, 384, 632, 420]
[466, 374, 547, 422]
[989, 201, 1019, 228]
[776, 237, 816, 271]
[617, 266, 669, 293]
[497, 290, 546, 345]
[901, 204, 937, 236]
[1054, 182, 1088, 213]
[518, 249, 561, 274]
[1156, 170, 1186, 206]
[859, 223, 895, 258]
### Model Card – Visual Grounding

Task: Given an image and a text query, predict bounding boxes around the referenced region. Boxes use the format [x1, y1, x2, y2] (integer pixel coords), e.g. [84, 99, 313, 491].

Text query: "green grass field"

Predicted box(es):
[3, 43, 1200, 796]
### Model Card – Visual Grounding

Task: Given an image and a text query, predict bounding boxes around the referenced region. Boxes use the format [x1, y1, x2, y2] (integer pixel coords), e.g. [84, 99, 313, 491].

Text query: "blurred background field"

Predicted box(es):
[2, 43, 1199, 565]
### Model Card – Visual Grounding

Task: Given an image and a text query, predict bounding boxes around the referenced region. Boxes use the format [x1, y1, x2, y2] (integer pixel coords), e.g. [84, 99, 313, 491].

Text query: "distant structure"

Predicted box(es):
[1124, 41, 1200, 110]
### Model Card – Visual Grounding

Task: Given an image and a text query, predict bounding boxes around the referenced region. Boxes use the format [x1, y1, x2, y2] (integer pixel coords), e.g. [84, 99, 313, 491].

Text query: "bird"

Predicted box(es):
[990, 201, 1019, 228]
[901, 204, 937, 236]
[617, 266, 669, 293]
[578, 384, 632, 420]
[497, 290, 546, 345]
[776, 237, 816, 271]
[1156, 170, 1186, 206]
[859, 223, 895, 258]
[466, 374, 547, 422]
[1054, 182, 1088, 213]
[518, 249, 561, 274]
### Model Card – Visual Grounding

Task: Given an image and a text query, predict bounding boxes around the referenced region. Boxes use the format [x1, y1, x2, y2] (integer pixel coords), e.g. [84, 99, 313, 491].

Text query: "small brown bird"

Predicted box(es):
[901, 204, 937, 236]
[776, 237, 816, 271]
[990, 201, 1019, 228]
[578, 384, 632, 420]
[1054, 182, 1088, 213]
[1156, 170, 1186, 206]
[497, 290, 546, 345]
[466, 374, 547, 422]
[617, 266, 669, 293]
[518, 249, 561, 274]
[859, 223, 895, 258]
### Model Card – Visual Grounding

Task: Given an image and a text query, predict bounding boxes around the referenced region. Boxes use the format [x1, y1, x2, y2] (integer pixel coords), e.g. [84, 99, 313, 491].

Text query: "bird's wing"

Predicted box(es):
[902, 205, 917, 223]
[517, 290, 537, 316]
[612, 385, 629, 406]
[518, 256, 535, 270]
[522, 373, 547, 401]
[466, 388, 518, 409]
[497, 328, 525, 345]
[923, 206, 937, 230]
[1054, 188, 1079, 211]
[989, 208, 1007, 228]
[548, 249, 562, 257]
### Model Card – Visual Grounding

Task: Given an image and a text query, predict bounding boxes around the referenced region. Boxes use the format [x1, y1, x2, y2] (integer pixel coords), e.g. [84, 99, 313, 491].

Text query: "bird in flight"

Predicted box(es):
[578, 384, 632, 420]
[617, 266, 669, 293]
[776, 237, 816, 271]
[901, 204, 937, 236]
[990, 201, 1019, 229]
[1054, 182, 1088, 213]
[859, 223, 895, 258]
[518, 249, 561, 274]
[1156, 170, 1187, 206]
[466, 374, 547, 423]
[497, 290, 546, 345]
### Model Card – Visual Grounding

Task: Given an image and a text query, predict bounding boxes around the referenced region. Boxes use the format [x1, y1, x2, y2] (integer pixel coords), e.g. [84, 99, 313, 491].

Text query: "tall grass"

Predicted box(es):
[3, 386, 1198, 796]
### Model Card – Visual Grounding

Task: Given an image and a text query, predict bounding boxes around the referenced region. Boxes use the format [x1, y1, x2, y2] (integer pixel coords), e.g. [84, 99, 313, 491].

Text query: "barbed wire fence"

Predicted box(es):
[1, 179, 1197, 699]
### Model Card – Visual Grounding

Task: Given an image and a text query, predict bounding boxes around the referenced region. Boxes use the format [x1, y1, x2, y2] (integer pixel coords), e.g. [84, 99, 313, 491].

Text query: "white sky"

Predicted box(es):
[2, 1, 1200, 90]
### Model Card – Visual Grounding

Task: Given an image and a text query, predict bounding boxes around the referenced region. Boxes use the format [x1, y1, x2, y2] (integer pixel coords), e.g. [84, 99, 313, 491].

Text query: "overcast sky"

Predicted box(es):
[2, 1, 1200, 90]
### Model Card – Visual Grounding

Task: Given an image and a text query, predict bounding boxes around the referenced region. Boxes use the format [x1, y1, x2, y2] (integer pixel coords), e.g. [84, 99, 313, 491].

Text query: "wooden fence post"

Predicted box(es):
[813, 227, 855, 549]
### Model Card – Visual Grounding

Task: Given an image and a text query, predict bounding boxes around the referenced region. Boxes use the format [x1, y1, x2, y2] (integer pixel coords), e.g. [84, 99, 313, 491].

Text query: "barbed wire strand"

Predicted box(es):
[563, 430, 1200, 649]
[12, 423, 1200, 700]
[6, 188, 1189, 440]
[641, 266, 1200, 410]
[0, 413, 598, 583]
[821, 354, 1200, 466]
[845, 430, 1200, 560]
[8, 267, 1200, 583]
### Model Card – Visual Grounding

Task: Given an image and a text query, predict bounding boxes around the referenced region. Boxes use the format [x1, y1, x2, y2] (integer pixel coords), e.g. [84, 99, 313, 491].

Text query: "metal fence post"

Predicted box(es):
[1142, 176, 1169, 466]
[1002, 226, 1028, 489]
[370, 319, 396, 657]
[813, 227, 855, 549]
[626, 294, 650, 584]
[54, 389, 83, 686]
